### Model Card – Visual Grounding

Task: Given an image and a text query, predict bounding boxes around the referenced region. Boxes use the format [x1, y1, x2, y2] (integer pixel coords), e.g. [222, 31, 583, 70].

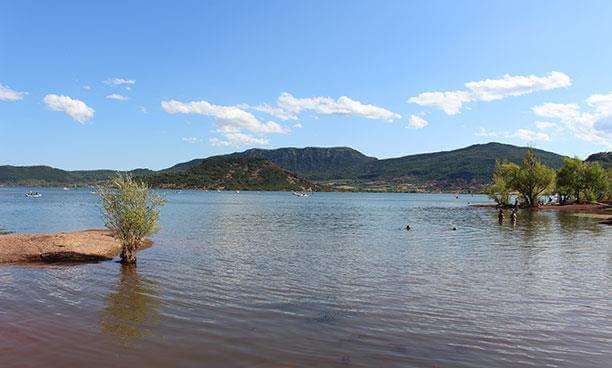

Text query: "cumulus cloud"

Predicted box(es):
[410, 71, 571, 115]
[533, 95, 612, 147]
[161, 99, 289, 134]
[0, 84, 26, 101]
[514, 129, 550, 142]
[162, 98, 289, 148]
[210, 126, 269, 147]
[407, 115, 429, 129]
[277, 93, 401, 121]
[465, 71, 571, 101]
[252, 103, 298, 121]
[43, 94, 94, 123]
[103, 78, 135, 86]
[106, 93, 128, 101]
[408, 91, 472, 115]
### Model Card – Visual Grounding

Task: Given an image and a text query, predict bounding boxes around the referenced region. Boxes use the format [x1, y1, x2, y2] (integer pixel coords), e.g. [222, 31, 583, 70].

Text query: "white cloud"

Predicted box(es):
[533, 97, 611, 147]
[252, 103, 298, 121]
[83, 85, 92, 91]
[103, 78, 135, 86]
[162, 98, 289, 148]
[43, 94, 94, 123]
[409, 71, 571, 115]
[408, 91, 472, 115]
[0, 84, 26, 101]
[586, 93, 612, 116]
[465, 71, 571, 101]
[407, 115, 429, 129]
[139, 106, 147, 113]
[277, 92, 401, 121]
[106, 93, 128, 101]
[514, 129, 550, 142]
[534, 121, 556, 130]
[293, 123, 303, 128]
[161, 99, 290, 134]
[182, 137, 201, 144]
[210, 126, 269, 147]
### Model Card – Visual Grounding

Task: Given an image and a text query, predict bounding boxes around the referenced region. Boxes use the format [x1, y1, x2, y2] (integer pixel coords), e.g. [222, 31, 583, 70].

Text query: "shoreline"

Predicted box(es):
[0, 229, 151, 264]
[471, 202, 612, 223]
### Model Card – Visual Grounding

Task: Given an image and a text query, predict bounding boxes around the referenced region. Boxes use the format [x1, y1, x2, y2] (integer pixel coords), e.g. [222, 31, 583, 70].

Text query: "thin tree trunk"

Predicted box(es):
[120, 244, 137, 265]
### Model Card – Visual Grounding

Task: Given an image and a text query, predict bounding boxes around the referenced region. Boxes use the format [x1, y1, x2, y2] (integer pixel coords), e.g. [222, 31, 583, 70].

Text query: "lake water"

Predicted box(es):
[0, 187, 610, 368]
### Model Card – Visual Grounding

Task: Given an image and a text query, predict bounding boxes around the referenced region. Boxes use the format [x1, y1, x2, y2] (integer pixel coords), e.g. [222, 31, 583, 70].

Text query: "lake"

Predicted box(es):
[0, 187, 610, 367]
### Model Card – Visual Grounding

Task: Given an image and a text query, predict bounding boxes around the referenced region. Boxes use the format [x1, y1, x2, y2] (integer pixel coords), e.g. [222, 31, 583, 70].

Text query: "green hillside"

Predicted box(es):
[0, 165, 153, 186]
[586, 152, 611, 169]
[146, 156, 317, 191]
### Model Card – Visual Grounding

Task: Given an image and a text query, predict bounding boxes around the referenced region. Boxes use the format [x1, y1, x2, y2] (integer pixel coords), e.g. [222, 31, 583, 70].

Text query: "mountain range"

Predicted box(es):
[1, 142, 609, 192]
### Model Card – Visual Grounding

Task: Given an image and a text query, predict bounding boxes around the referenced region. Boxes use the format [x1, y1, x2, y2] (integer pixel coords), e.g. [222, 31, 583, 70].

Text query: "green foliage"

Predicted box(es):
[485, 161, 511, 206]
[488, 150, 556, 207]
[505, 150, 556, 207]
[98, 174, 165, 264]
[556, 158, 609, 203]
[147, 156, 316, 191]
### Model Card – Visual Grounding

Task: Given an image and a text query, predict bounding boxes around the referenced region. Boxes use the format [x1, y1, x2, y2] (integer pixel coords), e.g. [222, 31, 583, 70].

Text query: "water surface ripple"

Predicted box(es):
[0, 188, 610, 367]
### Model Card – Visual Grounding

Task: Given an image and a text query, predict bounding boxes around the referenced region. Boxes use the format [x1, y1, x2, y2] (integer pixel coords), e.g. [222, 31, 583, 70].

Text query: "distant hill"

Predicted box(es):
[235, 147, 377, 180]
[147, 156, 317, 191]
[357, 142, 567, 185]
[585, 152, 611, 169]
[0, 142, 576, 191]
[0, 165, 153, 186]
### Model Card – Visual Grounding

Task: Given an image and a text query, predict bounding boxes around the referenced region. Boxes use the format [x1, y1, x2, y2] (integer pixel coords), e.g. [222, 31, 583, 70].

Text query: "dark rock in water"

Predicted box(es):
[405, 224, 411, 231]
[452, 227, 457, 231]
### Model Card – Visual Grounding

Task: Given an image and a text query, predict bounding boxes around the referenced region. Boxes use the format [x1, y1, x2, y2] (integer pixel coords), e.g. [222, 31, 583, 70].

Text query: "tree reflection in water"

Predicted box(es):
[100, 264, 160, 344]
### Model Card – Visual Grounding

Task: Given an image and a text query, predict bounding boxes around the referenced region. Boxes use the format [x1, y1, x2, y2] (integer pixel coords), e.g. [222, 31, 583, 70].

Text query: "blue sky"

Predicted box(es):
[1, 1, 612, 170]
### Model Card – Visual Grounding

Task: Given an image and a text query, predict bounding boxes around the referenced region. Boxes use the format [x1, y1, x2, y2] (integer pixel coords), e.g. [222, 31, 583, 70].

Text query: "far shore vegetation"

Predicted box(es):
[487, 149, 611, 208]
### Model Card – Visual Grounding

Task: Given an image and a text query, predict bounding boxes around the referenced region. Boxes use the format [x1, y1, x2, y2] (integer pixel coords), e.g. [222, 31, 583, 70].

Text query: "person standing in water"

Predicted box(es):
[510, 208, 518, 226]
[498, 208, 505, 224]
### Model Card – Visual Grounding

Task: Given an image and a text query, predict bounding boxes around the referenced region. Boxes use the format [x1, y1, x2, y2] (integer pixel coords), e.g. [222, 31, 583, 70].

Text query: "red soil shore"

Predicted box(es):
[0, 229, 151, 264]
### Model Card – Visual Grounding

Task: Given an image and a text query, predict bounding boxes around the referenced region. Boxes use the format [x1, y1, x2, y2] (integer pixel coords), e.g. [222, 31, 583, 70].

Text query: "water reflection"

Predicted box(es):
[100, 265, 160, 344]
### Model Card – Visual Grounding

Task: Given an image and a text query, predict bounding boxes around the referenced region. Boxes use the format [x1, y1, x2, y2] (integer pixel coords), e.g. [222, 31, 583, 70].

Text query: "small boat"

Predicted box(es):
[63, 187, 70, 191]
[292, 191, 311, 198]
[25, 191, 42, 198]
[236, 190, 240, 194]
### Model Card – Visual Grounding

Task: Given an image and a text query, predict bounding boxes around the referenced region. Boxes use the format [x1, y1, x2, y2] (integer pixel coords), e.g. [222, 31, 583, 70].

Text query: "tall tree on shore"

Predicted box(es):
[556, 158, 609, 203]
[486, 161, 511, 206]
[98, 175, 165, 265]
[491, 150, 555, 207]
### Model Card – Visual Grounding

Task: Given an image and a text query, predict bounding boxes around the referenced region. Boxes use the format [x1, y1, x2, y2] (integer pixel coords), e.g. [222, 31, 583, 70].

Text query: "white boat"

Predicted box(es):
[292, 191, 311, 198]
[25, 191, 42, 198]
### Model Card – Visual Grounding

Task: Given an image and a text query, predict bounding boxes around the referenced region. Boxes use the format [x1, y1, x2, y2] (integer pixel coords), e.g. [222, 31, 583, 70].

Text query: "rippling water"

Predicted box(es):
[0, 187, 610, 368]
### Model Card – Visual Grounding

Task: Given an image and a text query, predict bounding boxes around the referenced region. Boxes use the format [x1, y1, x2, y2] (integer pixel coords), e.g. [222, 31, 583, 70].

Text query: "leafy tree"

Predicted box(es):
[556, 157, 582, 204]
[504, 150, 556, 207]
[580, 162, 608, 202]
[556, 158, 610, 203]
[486, 161, 512, 206]
[98, 175, 165, 265]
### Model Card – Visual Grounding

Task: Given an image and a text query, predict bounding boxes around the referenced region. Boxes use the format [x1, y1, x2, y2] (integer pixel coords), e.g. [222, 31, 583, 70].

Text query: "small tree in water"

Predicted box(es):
[98, 175, 165, 265]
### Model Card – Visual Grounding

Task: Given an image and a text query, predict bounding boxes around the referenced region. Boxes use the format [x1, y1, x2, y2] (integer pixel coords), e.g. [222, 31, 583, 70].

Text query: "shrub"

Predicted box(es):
[98, 174, 165, 264]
